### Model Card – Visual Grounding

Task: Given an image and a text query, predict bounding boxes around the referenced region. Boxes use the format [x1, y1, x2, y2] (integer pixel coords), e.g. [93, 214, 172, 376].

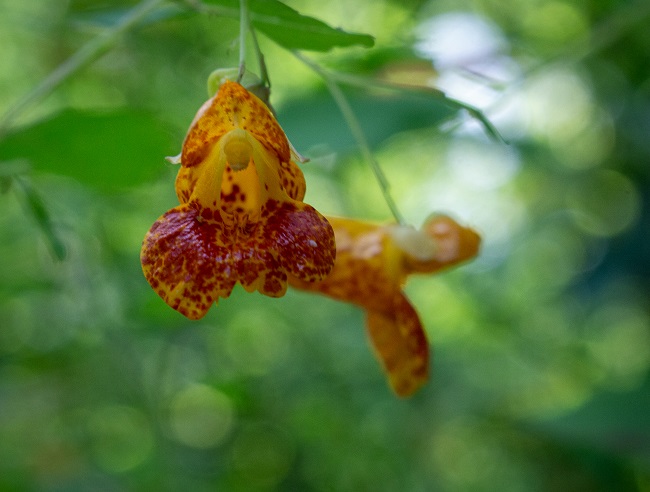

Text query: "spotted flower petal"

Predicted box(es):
[289, 214, 481, 396]
[142, 81, 335, 319]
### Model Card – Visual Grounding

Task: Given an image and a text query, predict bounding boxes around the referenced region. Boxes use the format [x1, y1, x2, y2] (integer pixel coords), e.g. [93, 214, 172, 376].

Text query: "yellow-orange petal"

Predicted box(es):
[366, 292, 429, 397]
[403, 214, 481, 274]
[278, 159, 306, 202]
[181, 81, 290, 169]
[175, 128, 306, 215]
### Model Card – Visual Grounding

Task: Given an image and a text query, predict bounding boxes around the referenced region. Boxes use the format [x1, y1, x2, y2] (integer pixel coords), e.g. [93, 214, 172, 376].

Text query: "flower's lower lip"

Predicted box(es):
[142, 197, 335, 320]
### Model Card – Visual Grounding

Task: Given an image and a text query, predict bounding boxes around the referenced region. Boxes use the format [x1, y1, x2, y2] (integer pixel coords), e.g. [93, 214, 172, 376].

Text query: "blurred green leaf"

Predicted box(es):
[0, 110, 176, 191]
[534, 378, 650, 458]
[205, 0, 375, 51]
[278, 88, 456, 152]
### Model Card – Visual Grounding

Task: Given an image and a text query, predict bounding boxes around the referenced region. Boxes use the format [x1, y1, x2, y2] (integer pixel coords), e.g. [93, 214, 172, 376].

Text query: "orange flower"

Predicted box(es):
[289, 214, 481, 397]
[141, 81, 335, 320]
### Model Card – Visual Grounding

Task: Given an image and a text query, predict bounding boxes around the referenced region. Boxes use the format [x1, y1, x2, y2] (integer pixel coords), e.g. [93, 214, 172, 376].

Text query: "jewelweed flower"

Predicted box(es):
[141, 81, 335, 320]
[290, 214, 481, 397]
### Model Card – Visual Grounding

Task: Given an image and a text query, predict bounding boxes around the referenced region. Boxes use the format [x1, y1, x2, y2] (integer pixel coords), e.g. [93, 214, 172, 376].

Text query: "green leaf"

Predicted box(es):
[0, 110, 177, 192]
[532, 378, 650, 458]
[278, 88, 457, 152]
[204, 0, 375, 51]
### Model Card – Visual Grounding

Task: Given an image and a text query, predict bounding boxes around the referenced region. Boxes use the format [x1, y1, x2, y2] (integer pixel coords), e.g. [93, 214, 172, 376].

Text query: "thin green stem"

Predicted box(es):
[249, 23, 270, 87]
[0, 0, 166, 139]
[294, 51, 406, 225]
[238, 0, 249, 82]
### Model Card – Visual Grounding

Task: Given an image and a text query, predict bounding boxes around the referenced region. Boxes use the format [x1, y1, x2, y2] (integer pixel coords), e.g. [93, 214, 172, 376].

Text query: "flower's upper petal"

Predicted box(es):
[366, 292, 429, 397]
[181, 81, 290, 169]
[141, 204, 237, 320]
[176, 127, 306, 217]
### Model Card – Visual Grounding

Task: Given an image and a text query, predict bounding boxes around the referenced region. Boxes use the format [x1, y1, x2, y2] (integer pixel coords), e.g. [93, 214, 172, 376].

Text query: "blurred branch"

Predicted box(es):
[326, 71, 505, 143]
[294, 51, 406, 225]
[0, 0, 167, 139]
[10, 173, 67, 261]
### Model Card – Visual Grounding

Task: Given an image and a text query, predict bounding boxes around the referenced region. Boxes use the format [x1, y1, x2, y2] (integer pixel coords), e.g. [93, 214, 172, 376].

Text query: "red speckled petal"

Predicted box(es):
[141, 199, 336, 319]
[141, 204, 237, 320]
[174, 165, 194, 204]
[264, 199, 336, 283]
[365, 293, 429, 397]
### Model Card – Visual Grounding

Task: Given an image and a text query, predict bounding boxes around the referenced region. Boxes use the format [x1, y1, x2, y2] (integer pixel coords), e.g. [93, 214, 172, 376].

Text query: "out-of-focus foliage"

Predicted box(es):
[1, 110, 176, 190]
[204, 0, 376, 51]
[1, 0, 649, 490]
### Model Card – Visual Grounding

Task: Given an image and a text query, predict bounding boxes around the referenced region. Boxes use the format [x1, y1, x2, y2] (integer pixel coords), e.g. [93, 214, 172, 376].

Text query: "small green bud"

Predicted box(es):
[207, 68, 263, 97]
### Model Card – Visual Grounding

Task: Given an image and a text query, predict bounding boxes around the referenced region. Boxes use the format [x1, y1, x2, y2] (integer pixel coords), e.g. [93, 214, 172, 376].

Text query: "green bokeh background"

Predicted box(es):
[1, 0, 650, 490]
